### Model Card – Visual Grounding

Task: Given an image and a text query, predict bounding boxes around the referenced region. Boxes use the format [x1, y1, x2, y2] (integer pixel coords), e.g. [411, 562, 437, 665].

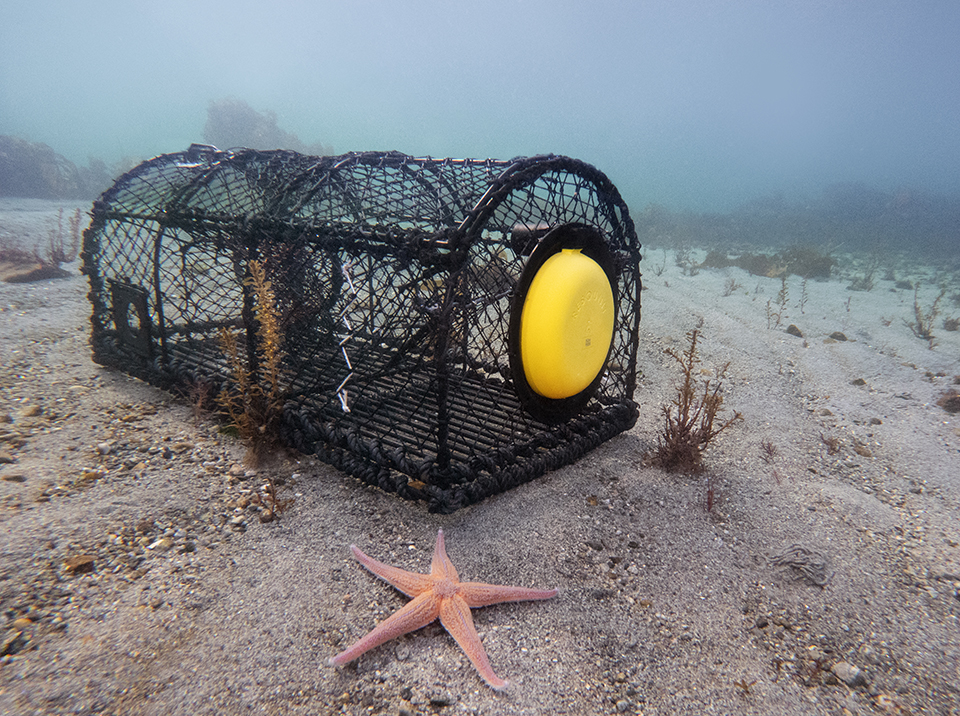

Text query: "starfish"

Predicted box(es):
[328, 528, 557, 690]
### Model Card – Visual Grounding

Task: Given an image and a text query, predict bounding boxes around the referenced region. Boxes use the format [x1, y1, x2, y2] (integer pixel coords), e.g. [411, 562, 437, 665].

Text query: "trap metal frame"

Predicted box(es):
[82, 145, 642, 512]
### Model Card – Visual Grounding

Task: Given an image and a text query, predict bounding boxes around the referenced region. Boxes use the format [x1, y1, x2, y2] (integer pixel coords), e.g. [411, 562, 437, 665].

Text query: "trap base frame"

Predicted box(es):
[83, 147, 642, 512]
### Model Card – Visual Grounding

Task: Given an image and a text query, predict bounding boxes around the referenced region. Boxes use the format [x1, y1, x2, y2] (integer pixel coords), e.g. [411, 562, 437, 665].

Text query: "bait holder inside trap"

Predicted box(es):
[82, 145, 642, 512]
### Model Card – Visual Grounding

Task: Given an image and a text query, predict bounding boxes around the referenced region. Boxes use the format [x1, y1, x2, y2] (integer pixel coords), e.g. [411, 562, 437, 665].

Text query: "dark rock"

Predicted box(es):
[829, 331, 848, 341]
[786, 324, 803, 337]
[0, 135, 82, 199]
[937, 392, 960, 413]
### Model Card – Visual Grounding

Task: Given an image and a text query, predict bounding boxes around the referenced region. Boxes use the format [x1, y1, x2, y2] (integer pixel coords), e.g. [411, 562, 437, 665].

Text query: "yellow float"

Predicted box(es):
[519, 248, 615, 399]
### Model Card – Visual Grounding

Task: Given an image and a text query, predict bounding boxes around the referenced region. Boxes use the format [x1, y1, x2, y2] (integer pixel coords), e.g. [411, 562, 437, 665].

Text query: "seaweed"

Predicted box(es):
[217, 259, 287, 466]
[652, 329, 743, 472]
[765, 275, 789, 329]
[906, 286, 946, 344]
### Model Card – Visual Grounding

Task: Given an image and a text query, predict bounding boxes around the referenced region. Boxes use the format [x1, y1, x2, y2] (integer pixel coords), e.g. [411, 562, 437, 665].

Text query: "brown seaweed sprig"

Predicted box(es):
[217, 259, 286, 466]
[652, 329, 743, 472]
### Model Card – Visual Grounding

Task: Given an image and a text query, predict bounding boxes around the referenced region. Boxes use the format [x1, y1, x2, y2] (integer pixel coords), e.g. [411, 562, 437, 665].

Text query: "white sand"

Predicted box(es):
[1, 201, 958, 715]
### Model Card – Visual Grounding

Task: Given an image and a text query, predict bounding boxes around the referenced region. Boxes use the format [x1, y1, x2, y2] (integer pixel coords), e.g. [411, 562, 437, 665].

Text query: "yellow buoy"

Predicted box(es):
[520, 248, 615, 399]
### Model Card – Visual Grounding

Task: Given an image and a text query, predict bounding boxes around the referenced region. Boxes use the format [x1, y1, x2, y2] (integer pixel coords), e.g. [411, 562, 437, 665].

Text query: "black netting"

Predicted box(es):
[82, 146, 642, 512]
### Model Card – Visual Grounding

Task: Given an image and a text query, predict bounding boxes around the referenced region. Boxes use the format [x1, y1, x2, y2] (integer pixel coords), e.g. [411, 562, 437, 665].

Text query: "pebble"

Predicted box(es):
[147, 537, 174, 552]
[64, 555, 96, 574]
[427, 689, 455, 707]
[832, 661, 867, 687]
[1, 630, 25, 656]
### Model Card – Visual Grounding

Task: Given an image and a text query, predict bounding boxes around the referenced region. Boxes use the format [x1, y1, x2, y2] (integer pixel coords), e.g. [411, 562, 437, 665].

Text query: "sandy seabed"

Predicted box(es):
[1, 198, 959, 715]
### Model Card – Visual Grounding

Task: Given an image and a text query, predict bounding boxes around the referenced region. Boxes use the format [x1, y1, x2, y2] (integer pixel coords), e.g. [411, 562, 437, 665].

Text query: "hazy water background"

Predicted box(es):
[2, 1, 959, 251]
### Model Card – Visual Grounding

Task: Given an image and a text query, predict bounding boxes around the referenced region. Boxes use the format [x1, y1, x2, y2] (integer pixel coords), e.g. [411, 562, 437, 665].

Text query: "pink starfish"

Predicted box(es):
[328, 528, 558, 690]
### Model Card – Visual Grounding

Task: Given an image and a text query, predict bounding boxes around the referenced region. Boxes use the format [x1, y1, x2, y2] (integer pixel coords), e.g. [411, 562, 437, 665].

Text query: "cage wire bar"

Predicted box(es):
[82, 145, 642, 512]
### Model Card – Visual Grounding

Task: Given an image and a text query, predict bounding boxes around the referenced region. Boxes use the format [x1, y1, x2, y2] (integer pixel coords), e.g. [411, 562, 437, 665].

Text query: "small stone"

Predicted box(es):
[147, 537, 174, 552]
[859, 645, 881, 665]
[11, 617, 32, 629]
[64, 555, 96, 574]
[1, 472, 25, 482]
[0, 452, 16, 465]
[851, 378, 867, 386]
[830, 331, 849, 341]
[136, 518, 155, 534]
[427, 690, 456, 707]
[77, 468, 103, 483]
[874, 694, 902, 713]
[786, 324, 803, 337]
[22, 405, 43, 417]
[97, 442, 113, 455]
[616, 699, 631, 713]
[0, 630, 25, 656]
[832, 660, 867, 687]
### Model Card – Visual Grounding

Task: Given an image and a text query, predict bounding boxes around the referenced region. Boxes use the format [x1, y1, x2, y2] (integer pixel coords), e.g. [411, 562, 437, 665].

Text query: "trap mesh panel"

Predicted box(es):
[82, 146, 642, 512]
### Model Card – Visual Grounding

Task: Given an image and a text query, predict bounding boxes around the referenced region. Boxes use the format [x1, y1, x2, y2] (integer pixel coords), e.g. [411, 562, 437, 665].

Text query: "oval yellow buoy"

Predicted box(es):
[520, 248, 615, 399]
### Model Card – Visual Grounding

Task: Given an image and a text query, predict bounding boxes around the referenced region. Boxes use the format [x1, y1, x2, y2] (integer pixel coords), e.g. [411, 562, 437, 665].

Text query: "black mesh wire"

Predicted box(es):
[82, 146, 642, 512]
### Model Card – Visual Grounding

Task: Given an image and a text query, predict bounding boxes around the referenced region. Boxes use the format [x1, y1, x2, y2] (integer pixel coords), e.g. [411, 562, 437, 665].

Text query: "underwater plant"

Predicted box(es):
[722, 277, 743, 297]
[0, 207, 82, 283]
[217, 259, 287, 465]
[765, 275, 789, 329]
[906, 286, 946, 345]
[652, 328, 742, 472]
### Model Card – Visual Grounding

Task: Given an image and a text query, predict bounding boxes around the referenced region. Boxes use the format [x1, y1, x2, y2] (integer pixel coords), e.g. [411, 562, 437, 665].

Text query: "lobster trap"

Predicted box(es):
[82, 146, 642, 512]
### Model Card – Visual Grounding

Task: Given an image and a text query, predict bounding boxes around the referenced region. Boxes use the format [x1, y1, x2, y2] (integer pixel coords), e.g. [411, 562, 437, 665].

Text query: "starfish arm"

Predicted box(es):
[430, 528, 460, 582]
[350, 544, 435, 597]
[459, 582, 559, 608]
[439, 593, 509, 690]
[328, 591, 441, 666]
